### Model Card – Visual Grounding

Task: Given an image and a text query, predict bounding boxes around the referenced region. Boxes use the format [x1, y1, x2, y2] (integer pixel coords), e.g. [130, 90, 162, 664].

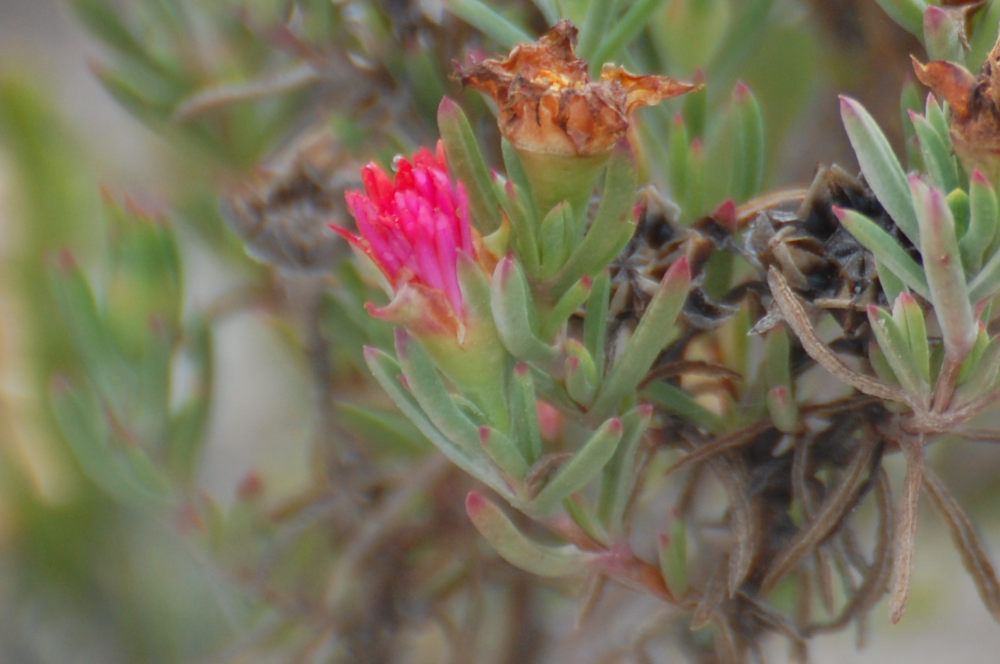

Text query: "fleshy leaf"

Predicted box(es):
[590, 257, 692, 418]
[834, 207, 929, 298]
[446, 0, 533, 49]
[466, 492, 596, 576]
[364, 347, 510, 497]
[868, 304, 930, 401]
[565, 340, 600, 407]
[840, 96, 919, 244]
[873, 0, 928, 37]
[963, 170, 999, 272]
[599, 405, 653, 530]
[548, 141, 638, 294]
[912, 176, 977, 362]
[909, 110, 960, 193]
[438, 98, 503, 234]
[730, 81, 765, 201]
[491, 256, 560, 365]
[394, 329, 482, 450]
[530, 417, 624, 515]
[509, 364, 544, 463]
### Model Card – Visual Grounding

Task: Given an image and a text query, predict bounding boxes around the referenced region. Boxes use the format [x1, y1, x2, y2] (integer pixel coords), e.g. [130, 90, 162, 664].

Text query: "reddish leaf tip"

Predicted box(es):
[669, 255, 692, 282]
[50, 373, 73, 394]
[608, 418, 623, 434]
[465, 491, 487, 515]
[923, 5, 947, 28]
[438, 96, 458, 115]
[972, 168, 990, 185]
[514, 362, 530, 377]
[498, 255, 515, 286]
[237, 471, 264, 501]
[713, 199, 738, 232]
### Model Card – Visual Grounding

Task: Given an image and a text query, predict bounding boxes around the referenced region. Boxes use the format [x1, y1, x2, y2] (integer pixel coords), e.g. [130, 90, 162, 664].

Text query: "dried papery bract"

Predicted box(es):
[457, 20, 699, 213]
[222, 130, 347, 273]
[912, 31, 1000, 182]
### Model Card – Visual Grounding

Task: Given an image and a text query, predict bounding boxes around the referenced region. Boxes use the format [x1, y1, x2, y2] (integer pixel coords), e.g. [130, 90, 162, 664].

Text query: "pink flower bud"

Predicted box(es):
[331, 142, 478, 337]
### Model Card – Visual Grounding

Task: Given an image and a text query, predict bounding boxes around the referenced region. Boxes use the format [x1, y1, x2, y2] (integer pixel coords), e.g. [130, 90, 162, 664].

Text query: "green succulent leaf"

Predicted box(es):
[531, 417, 624, 516]
[910, 110, 959, 193]
[599, 405, 653, 530]
[565, 339, 600, 407]
[549, 141, 638, 294]
[730, 81, 765, 201]
[912, 176, 977, 362]
[445, 0, 533, 49]
[893, 292, 931, 385]
[923, 5, 966, 63]
[835, 207, 929, 298]
[873, 0, 928, 37]
[964, 170, 999, 273]
[584, 270, 611, 373]
[438, 97, 503, 234]
[50, 377, 170, 507]
[644, 382, 725, 433]
[590, 256, 692, 418]
[479, 426, 529, 486]
[491, 256, 560, 366]
[590, 0, 670, 69]
[364, 347, 510, 497]
[510, 364, 544, 463]
[466, 492, 595, 576]
[539, 202, 574, 280]
[394, 329, 486, 450]
[658, 519, 689, 598]
[868, 305, 930, 401]
[840, 96, 919, 244]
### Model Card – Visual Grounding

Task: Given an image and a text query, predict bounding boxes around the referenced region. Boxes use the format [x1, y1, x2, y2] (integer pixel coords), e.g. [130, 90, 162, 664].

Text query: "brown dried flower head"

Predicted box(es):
[912, 31, 1000, 181]
[457, 20, 698, 157]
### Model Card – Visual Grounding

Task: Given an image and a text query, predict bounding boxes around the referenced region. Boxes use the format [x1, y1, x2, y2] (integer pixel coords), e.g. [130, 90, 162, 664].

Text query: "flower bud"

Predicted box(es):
[330, 142, 484, 342]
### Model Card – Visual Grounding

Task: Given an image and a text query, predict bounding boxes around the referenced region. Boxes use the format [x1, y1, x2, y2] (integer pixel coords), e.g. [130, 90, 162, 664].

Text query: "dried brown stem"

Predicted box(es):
[324, 454, 451, 605]
[806, 468, 894, 636]
[758, 435, 881, 595]
[889, 433, 925, 624]
[767, 267, 913, 406]
[923, 466, 1000, 622]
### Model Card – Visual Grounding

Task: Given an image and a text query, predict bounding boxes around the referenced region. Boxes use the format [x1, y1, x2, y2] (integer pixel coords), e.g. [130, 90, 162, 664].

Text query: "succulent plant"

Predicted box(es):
[7, 1, 1000, 663]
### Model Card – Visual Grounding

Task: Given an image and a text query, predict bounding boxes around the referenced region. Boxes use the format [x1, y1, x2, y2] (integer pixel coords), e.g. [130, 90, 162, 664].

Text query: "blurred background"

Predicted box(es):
[2, 1, 1000, 662]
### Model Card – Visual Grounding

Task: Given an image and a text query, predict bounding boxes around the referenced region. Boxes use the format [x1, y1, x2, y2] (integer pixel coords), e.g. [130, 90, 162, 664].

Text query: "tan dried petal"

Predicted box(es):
[913, 32, 1000, 180]
[457, 20, 698, 157]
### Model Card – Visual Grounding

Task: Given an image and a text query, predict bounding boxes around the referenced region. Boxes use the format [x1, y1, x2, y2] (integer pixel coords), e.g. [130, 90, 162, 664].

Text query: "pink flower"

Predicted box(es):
[331, 142, 476, 335]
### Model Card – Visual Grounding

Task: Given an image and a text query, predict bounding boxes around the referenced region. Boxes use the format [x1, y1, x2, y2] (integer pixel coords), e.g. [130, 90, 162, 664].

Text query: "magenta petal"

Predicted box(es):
[343, 143, 478, 329]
